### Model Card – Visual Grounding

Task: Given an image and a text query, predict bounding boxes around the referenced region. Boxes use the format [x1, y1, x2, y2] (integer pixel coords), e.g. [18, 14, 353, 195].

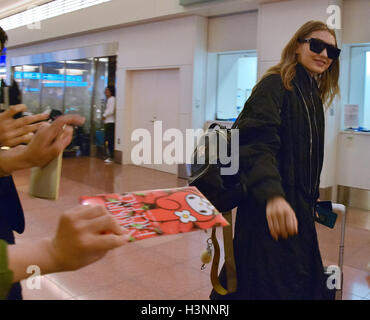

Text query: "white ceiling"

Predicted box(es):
[0, 0, 20, 11]
[0, 0, 51, 19]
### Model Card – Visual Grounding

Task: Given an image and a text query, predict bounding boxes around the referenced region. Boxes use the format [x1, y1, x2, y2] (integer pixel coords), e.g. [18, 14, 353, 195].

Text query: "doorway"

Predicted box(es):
[126, 68, 180, 174]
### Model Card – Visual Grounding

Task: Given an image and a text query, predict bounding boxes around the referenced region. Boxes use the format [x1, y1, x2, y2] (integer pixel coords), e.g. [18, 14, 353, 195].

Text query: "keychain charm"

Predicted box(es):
[201, 238, 213, 270]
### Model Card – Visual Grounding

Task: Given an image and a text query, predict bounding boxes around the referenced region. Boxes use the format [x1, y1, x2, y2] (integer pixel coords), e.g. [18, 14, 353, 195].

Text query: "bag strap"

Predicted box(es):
[208, 122, 227, 130]
[210, 210, 237, 295]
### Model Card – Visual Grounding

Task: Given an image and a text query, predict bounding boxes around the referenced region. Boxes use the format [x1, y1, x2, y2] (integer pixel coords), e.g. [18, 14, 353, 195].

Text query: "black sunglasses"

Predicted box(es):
[299, 38, 341, 60]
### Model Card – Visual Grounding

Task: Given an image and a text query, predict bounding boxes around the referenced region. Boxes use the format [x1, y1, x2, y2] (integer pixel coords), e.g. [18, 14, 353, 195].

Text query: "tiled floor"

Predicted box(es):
[12, 157, 370, 300]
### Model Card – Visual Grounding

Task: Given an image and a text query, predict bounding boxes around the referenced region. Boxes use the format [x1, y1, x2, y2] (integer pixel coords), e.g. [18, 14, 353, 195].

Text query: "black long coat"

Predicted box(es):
[211, 63, 330, 300]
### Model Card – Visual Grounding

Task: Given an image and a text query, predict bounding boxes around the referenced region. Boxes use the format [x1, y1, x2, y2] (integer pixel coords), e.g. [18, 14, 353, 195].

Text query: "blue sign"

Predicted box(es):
[24, 88, 40, 92]
[14, 72, 83, 82]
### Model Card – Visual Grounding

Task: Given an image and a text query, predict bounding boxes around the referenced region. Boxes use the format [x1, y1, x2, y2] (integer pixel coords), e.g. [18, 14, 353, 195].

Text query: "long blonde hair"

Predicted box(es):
[259, 20, 340, 108]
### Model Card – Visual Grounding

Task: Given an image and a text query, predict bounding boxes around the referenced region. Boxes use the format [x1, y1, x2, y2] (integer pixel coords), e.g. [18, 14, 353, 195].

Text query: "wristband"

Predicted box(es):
[0, 240, 13, 300]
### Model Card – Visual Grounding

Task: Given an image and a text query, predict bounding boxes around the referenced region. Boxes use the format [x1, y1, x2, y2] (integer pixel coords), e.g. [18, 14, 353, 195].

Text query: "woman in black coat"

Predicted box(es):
[211, 20, 341, 300]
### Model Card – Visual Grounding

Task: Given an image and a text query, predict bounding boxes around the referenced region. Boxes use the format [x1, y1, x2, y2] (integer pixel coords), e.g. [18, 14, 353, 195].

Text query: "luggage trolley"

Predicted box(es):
[323, 203, 347, 300]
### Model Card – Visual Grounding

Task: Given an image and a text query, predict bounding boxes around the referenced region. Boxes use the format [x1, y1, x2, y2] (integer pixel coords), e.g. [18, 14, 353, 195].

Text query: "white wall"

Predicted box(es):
[205, 52, 218, 121]
[208, 11, 258, 52]
[342, 0, 370, 44]
[191, 16, 208, 131]
[337, 132, 370, 190]
[205, 10, 258, 121]
[117, 16, 208, 165]
[257, 0, 333, 78]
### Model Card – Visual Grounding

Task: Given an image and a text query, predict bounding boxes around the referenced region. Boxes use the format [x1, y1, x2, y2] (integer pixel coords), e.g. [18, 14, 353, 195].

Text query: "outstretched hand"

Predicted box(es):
[7, 204, 130, 283]
[21, 114, 85, 168]
[0, 114, 85, 175]
[49, 204, 130, 272]
[0, 104, 49, 147]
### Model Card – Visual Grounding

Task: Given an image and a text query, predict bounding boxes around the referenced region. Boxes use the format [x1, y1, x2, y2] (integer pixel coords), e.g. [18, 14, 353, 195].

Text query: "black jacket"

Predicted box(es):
[211, 63, 330, 300]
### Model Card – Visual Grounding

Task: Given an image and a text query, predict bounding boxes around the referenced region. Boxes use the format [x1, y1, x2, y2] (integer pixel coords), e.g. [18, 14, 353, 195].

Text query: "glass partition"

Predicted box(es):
[15, 64, 42, 114]
[12, 66, 23, 90]
[216, 52, 257, 120]
[11, 56, 113, 156]
[91, 57, 109, 148]
[41, 61, 65, 113]
[64, 58, 94, 133]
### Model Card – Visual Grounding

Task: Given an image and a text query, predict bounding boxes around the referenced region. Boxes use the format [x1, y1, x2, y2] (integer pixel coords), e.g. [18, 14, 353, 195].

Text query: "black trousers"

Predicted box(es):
[104, 123, 115, 158]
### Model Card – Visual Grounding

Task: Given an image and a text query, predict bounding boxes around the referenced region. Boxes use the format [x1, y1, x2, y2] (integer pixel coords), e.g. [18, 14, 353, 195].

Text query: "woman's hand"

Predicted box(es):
[0, 104, 49, 147]
[266, 196, 298, 240]
[8, 204, 130, 282]
[21, 114, 85, 168]
[49, 204, 130, 272]
[0, 114, 85, 175]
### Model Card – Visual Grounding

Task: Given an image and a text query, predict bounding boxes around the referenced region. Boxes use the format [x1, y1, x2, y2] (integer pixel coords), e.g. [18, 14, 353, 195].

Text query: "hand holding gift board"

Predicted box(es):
[79, 186, 229, 241]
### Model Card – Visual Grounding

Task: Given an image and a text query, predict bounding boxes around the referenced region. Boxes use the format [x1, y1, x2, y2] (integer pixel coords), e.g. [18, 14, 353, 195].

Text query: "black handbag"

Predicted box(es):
[187, 122, 245, 212]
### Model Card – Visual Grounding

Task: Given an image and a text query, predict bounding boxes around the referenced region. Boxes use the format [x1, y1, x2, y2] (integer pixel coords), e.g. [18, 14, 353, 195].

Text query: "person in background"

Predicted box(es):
[211, 20, 341, 300]
[102, 86, 116, 164]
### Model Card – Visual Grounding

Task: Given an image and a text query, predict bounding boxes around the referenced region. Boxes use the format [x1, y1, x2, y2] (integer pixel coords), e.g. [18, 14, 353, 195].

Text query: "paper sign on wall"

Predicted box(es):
[344, 104, 359, 128]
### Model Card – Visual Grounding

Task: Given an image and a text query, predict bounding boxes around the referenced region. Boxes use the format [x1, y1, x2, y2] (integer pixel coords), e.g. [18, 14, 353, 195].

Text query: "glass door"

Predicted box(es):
[90, 57, 109, 158]
[15, 64, 42, 114]
[41, 61, 65, 114]
[64, 58, 95, 156]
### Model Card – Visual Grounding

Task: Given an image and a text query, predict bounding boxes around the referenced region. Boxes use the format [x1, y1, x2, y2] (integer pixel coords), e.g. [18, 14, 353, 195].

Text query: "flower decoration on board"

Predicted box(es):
[174, 210, 197, 224]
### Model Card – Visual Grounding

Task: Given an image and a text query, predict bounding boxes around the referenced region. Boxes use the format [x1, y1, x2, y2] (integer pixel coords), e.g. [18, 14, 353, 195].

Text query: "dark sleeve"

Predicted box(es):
[0, 176, 25, 235]
[237, 74, 286, 206]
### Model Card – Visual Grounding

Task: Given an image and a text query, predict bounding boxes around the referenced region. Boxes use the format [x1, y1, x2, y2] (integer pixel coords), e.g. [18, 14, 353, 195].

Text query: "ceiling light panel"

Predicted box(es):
[0, 0, 111, 31]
